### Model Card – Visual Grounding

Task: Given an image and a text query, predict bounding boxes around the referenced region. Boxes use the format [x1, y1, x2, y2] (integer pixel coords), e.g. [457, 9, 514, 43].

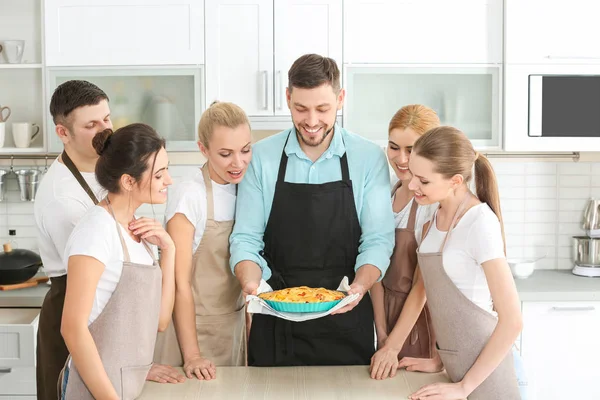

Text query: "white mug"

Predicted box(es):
[12, 123, 40, 148]
[0, 40, 25, 64]
[0, 122, 5, 148]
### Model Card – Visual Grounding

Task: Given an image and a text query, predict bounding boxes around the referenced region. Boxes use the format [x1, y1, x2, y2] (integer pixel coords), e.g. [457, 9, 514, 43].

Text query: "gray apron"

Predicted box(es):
[417, 196, 520, 400]
[59, 201, 162, 400]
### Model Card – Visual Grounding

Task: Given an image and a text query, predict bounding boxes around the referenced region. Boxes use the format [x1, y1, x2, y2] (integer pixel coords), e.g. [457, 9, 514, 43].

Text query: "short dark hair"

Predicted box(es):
[92, 123, 166, 194]
[49, 80, 109, 125]
[288, 54, 341, 93]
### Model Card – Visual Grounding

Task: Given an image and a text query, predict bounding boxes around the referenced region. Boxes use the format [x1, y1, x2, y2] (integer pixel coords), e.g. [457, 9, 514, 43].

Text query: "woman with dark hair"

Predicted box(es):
[59, 123, 176, 400]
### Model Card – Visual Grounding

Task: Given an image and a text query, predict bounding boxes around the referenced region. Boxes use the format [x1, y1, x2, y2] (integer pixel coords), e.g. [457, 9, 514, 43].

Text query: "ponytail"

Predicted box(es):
[474, 154, 506, 254]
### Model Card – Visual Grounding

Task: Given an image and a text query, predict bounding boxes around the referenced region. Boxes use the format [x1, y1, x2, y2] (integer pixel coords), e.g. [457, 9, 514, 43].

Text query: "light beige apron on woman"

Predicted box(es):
[382, 182, 436, 359]
[59, 202, 162, 400]
[417, 196, 520, 400]
[155, 164, 246, 367]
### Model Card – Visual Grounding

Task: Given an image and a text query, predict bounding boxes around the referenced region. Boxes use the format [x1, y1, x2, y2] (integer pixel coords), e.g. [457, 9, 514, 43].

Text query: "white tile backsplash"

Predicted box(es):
[1, 159, 598, 272]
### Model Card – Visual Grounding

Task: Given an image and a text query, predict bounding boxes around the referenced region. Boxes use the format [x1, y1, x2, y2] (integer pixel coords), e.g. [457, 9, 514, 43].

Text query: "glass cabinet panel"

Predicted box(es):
[344, 65, 501, 149]
[46, 66, 203, 152]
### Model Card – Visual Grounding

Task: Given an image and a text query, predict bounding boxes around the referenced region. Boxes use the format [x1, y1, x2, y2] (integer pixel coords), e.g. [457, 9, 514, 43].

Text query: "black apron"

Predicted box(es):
[248, 133, 375, 367]
[36, 151, 98, 400]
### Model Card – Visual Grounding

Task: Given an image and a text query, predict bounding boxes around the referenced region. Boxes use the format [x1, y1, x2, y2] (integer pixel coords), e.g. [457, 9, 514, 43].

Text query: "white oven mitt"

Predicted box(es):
[245, 276, 360, 322]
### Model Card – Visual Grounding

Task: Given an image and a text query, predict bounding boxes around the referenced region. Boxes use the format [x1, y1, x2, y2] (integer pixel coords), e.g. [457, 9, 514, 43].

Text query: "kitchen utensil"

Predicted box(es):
[0, 105, 11, 122]
[582, 198, 600, 237]
[507, 256, 543, 279]
[0, 169, 8, 202]
[0, 40, 25, 64]
[12, 122, 40, 148]
[0, 242, 42, 285]
[572, 236, 600, 277]
[14, 169, 41, 201]
[0, 275, 49, 291]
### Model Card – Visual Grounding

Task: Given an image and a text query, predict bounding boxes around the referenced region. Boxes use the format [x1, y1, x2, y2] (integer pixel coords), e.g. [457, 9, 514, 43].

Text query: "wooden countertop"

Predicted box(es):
[138, 366, 464, 399]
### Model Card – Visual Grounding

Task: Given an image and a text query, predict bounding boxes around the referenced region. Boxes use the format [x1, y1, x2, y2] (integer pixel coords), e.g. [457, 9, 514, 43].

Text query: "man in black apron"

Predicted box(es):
[230, 54, 395, 366]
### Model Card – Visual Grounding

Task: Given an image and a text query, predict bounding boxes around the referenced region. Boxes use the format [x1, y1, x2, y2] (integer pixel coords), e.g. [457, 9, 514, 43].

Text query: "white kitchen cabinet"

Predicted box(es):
[0, 309, 40, 397]
[344, 65, 502, 149]
[205, 0, 342, 118]
[506, 0, 600, 65]
[521, 301, 600, 400]
[273, 0, 342, 116]
[44, 0, 205, 66]
[344, 0, 502, 64]
[46, 66, 204, 152]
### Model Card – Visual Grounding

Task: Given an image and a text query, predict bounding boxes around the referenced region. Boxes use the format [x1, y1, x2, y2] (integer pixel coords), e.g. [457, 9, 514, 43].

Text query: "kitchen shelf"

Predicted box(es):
[0, 64, 43, 69]
[0, 147, 46, 154]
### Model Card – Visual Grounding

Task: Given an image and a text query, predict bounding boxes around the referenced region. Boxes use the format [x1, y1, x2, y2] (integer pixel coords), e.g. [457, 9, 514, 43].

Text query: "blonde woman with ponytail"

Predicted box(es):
[370, 105, 441, 380]
[404, 127, 524, 400]
[154, 102, 252, 379]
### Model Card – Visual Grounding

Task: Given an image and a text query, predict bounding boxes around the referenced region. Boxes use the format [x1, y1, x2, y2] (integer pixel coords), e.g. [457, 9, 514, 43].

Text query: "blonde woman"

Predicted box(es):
[406, 127, 522, 399]
[370, 105, 441, 380]
[154, 102, 252, 379]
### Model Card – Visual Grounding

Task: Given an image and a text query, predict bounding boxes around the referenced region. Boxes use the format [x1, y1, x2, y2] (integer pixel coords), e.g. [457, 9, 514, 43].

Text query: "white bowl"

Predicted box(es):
[507, 259, 536, 279]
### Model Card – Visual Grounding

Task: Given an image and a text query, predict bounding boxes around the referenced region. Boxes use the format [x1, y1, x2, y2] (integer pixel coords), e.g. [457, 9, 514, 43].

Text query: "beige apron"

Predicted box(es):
[382, 182, 436, 359]
[59, 201, 162, 400]
[417, 196, 520, 400]
[155, 164, 246, 367]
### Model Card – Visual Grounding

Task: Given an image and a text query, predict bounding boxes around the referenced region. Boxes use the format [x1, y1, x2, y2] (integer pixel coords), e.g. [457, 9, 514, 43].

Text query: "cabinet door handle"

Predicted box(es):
[551, 306, 596, 312]
[0, 367, 12, 373]
[262, 70, 269, 110]
[546, 55, 600, 60]
[276, 70, 283, 110]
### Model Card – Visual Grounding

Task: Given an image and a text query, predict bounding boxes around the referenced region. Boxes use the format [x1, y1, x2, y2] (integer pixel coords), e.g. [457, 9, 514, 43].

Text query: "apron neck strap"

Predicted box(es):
[201, 163, 215, 221]
[438, 192, 472, 252]
[407, 199, 419, 231]
[277, 131, 350, 184]
[106, 196, 131, 263]
[62, 150, 99, 205]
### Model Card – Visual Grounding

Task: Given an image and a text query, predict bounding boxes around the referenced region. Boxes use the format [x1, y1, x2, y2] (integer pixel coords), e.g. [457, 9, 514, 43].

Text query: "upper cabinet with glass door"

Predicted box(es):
[344, 65, 501, 149]
[46, 67, 203, 152]
[205, 0, 342, 127]
[44, 0, 204, 66]
[344, 0, 502, 64]
[506, 0, 600, 65]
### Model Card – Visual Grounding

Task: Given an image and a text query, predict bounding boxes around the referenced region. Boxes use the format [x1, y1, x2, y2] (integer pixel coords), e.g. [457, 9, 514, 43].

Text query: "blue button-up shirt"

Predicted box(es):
[229, 125, 395, 281]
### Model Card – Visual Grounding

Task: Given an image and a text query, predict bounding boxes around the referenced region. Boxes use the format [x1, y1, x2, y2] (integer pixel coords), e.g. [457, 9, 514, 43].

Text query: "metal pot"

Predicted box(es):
[572, 236, 600, 266]
[0, 169, 8, 202]
[14, 169, 41, 202]
[0, 243, 42, 285]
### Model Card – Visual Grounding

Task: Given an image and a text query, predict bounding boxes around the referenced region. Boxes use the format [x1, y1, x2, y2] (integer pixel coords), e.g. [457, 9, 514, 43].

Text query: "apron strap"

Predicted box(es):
[406, 199, 419, 231]
[200, 163, 215, 222]
[391, 180, 403, 196]
[61, 150, 99, 204]
[106, 197, 131, 263]
[340, 154, 350, 181]
[438, 193, 472, 253]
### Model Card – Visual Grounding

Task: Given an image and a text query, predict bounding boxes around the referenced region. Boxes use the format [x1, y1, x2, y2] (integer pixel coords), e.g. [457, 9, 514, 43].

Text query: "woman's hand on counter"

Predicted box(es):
[146, 363, 186, 384]
[408, 381, 468, 400]
[370, 345, 400, 380]
[183, 356, 216, 380]
[398, 354, 444, 373]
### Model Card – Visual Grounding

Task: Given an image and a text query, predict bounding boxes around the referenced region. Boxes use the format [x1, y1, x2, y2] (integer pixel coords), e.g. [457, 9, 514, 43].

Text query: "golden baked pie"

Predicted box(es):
[259, 286, 345, 303]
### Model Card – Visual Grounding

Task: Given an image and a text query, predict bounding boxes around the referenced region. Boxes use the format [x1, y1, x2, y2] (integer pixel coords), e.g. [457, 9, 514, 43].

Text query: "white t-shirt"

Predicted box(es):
[418, 203, 505, 314]
[64, 206, 156, 325]
[164, 168, 237, 252]
[34, 159, 105, 277]
[393, 197, 438, 241]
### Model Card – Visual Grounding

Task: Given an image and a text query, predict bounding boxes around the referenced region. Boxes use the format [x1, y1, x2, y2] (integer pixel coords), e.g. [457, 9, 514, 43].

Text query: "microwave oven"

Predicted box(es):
[505, 64, 600, 151]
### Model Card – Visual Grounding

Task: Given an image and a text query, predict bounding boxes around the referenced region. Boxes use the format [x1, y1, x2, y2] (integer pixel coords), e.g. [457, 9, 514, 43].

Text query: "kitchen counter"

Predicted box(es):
[138, 366, 463, 400]
[1, 269, 599, 308]
[514, 269, 600, 301]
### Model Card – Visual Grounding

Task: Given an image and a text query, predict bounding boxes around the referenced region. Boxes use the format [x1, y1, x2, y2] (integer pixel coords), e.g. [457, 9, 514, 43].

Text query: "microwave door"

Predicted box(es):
[529, 75, 600, 138]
